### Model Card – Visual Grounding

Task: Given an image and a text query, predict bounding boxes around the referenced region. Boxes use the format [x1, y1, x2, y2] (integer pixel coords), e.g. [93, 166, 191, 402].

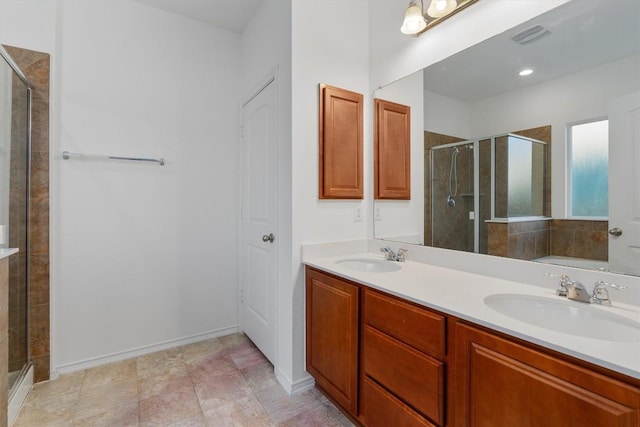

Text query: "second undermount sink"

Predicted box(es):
[335, 258, 401, 273]
[484, 293, 640, 342]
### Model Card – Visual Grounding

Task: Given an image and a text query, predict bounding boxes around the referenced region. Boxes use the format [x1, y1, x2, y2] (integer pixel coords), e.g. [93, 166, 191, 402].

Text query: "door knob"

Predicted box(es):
[608, 227, 622, 237]
[262, 233, 275, 243]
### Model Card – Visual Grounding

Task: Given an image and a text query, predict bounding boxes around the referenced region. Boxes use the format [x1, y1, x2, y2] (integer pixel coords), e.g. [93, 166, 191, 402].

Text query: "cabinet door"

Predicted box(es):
[319, 84, 364, 199]
[305, 268, 360, 415]
[374, 98, 411, 200]
[455, 323, 640, 427]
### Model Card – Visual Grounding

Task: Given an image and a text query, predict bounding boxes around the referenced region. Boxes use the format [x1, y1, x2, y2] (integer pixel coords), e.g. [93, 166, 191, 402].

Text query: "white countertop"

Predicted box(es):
[0, 248, 18, 260]
[304, 250, 640, 380]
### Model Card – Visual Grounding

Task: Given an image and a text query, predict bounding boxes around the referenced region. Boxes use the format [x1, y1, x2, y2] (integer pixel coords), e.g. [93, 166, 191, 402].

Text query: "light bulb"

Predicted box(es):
[401, 1, 427, 35]
[426, 0, 457, 18]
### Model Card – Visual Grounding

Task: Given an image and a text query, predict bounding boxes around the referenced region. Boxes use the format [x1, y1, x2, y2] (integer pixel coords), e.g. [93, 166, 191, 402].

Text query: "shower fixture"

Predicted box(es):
[447, 147, 460, 207]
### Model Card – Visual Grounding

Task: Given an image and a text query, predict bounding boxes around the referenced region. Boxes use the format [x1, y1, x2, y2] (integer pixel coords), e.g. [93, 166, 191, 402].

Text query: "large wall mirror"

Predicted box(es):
[373, 0, 640, 277]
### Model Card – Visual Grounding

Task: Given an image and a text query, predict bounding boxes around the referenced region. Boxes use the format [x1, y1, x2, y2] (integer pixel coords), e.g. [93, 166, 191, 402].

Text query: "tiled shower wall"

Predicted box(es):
[549, 219, 608, 261]
[3, 45, 50, 383]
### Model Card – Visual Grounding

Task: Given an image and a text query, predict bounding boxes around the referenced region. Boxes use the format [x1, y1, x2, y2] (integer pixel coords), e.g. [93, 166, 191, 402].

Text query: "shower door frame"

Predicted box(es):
[0, 44, 34, 399]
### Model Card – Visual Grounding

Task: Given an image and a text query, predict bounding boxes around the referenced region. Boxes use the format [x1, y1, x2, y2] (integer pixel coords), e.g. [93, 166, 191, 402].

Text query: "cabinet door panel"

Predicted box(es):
[363, 326, 444, 425]
[305, 268, 359, 415]
[455, 323, 640, 427]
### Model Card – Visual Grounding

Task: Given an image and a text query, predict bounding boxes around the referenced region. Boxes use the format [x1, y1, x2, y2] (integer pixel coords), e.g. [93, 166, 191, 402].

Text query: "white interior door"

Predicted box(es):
[240, 78, 278, 363]
[608, 92, 640, 275]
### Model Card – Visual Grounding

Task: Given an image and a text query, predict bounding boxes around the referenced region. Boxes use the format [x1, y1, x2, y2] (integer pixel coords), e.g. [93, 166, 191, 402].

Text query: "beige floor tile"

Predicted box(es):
[219, 333, 251, 350]
[186, 352, 239, 380]
[240, 359, 278, 393]
[29, 370, 85, 401]
[82, 358, 137, 390]
[12, 392, 76, 427]
[73, 400, 139, 427]
[137, 348, 185, 379]
[138, 371, 194, 402]
[181, 338, 225, 365]
[193, 370, 253, 412]
[228, 341, 270, 370]
[76, 377, 139, 414]
[139, 381, 202, 426]
[255, 384, 325, 425]
[202, 395, 274, 427]
[277, 401, 354, 427]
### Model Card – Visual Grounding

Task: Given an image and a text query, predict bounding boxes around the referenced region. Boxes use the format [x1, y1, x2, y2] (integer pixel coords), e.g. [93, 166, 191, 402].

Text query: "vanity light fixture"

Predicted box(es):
[401, 0, 477, 36]
[519, 69, 534, 76]
[400, 0, 427, 35]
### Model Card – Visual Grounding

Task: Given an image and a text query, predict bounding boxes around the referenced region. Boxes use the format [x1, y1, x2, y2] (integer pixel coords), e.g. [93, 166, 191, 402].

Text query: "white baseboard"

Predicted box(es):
[9, 364, 33, 426]
[52, 325, 239, 377]
[275, 367, 315, 395]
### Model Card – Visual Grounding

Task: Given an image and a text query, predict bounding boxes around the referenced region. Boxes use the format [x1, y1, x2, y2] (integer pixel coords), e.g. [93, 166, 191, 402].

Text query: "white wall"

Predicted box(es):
[424, 90, 472, 139]
[374, 70, 424, 243]
[290, 0, 370, 388]
[1, 0, 242, 372]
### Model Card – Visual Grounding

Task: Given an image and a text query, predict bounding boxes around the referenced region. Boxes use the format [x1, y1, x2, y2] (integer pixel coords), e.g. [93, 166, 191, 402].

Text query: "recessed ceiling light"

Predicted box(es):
[519, 69, 534, 76]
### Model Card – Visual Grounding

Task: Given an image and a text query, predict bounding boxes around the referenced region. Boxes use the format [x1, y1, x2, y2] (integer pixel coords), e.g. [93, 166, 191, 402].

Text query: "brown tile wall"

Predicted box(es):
[4, 45, 51, 383]
[424, 131, 465, 247]
[549, 220, 608, 261]
[487, 220, 550, 261]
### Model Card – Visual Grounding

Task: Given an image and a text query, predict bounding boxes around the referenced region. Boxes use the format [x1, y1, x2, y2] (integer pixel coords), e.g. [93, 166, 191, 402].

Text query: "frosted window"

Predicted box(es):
[569, 120, 608, 217]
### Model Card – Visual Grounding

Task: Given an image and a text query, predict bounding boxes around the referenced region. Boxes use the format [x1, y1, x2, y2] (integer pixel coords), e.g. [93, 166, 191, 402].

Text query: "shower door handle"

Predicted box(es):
[608, 227, 622, 237]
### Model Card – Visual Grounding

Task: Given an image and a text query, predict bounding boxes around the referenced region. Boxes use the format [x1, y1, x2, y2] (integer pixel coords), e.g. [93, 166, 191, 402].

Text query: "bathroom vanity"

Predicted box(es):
[304, 247, 640, 426]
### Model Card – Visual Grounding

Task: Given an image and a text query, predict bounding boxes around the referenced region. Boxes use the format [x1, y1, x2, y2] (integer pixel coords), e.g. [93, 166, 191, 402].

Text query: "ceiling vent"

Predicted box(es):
[511, 25, 551, 45]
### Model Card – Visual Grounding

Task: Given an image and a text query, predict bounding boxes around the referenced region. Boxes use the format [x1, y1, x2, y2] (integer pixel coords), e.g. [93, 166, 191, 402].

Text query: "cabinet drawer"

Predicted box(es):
[362, 377, 436, 427]
[364, 289, 446, 359]
[363, 326, 444, 425]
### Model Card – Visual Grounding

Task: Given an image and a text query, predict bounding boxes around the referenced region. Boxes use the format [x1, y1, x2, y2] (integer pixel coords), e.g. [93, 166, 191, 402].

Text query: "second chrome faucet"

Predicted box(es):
[381, 246, 408, 262]
[546, 273, 628, 306]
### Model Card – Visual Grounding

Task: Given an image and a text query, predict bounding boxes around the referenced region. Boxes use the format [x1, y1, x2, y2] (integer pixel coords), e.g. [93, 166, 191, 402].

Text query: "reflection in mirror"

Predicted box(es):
[374, 0, 640, 276]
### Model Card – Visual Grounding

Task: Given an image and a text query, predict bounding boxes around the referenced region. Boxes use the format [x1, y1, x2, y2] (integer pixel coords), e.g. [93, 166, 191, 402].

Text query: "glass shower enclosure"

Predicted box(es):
[0, 45, 32, 400]
[430, 134, 546, 253]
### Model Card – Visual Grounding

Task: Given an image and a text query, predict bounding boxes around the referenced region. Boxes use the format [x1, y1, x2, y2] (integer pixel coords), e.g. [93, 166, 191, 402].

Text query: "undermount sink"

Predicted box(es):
[335, 258, 401, 273]
[484, 293, 640, 342]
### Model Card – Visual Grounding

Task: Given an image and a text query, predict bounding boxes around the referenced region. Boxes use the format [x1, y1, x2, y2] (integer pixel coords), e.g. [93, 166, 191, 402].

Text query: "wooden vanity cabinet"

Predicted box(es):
[305, 266, 640, 427]
[305, 267, 360, 417]
[454, 322, 640, 427]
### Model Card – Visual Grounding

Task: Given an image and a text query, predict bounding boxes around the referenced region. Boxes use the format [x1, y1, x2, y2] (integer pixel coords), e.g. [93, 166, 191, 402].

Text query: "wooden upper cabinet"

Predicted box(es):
[374, 98, 411, 200]
[319, 84, 364, 199]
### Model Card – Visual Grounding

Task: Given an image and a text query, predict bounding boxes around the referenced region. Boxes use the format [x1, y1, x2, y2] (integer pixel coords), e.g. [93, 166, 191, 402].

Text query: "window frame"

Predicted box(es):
[566, 117, 609, 220]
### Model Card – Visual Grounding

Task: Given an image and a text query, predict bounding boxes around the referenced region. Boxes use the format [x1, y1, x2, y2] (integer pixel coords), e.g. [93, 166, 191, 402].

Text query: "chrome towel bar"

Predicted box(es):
[62, 151, 165, 166]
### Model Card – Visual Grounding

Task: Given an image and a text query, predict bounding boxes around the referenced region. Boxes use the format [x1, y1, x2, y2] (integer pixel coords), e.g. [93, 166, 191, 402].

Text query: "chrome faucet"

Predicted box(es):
[380, 246, 408, 262]
[545, 273, 570, 297]
[590, 280, 628, 306]
[565, 281, 591, 303]
[549, 274, 629, 306]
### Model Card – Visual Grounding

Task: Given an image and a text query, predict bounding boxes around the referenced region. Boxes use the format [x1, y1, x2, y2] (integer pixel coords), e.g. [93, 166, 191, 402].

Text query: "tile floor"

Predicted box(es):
[13, 333, 353, 426]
